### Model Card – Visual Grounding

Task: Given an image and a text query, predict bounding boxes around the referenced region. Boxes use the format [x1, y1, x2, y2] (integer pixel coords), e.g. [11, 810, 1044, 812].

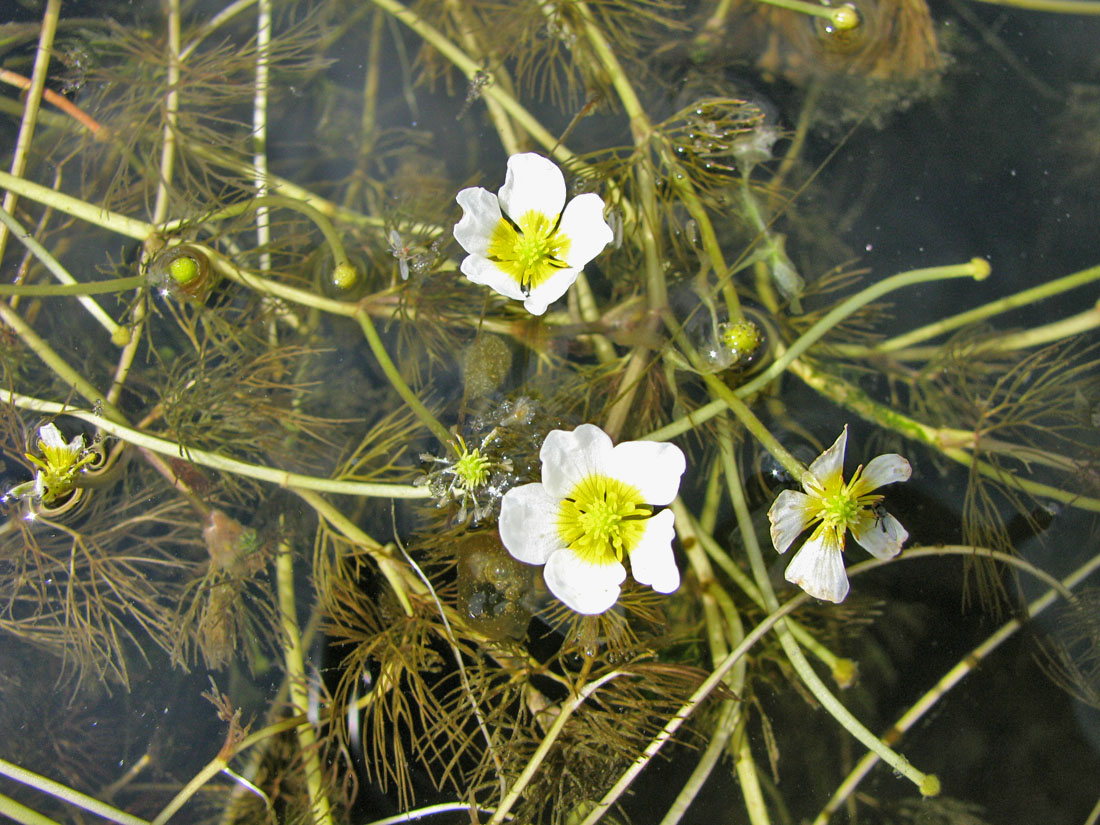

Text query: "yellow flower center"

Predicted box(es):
[557, 474, 651, 567]
[488, 210, 571, 295]
[453, 447, 491, 491]
[805, 466, 883, 547]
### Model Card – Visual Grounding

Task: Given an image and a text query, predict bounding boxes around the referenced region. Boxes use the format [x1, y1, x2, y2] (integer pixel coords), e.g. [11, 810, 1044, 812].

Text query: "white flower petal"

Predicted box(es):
[852, 511, 908, 560]
[453, 187, 501, 257]
[861, 453, 912, 490]
[498, 153, 565, 223]
[607, 440, 686, 505]
[628, 509, 680, 593]
[767, 489, 815, 554]
[460, 254, 526, 302]
[807, 426, 848, 487]
[557, 193, 613, 269]
[784, 531, 850, 603]
[38, 423, 66, 449]
[498, 483, 565, 565]
[521, 266, 581, 316]
[539, 424, 613, 499]
[544, 548, 625, 614]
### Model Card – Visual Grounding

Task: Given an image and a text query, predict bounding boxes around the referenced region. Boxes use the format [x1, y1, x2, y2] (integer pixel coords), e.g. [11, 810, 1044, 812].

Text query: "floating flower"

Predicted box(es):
[498, 424, 685, 614]
[453, 153, 613, 316]
[767, 426, 910, 603]
[5, 423, 96, 506]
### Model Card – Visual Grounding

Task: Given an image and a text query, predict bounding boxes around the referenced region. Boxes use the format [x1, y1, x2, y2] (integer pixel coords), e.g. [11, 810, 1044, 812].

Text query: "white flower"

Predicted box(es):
[498, 424, 686, 614]
[453, 153, 614, 316]
[767, 426, 911, 603]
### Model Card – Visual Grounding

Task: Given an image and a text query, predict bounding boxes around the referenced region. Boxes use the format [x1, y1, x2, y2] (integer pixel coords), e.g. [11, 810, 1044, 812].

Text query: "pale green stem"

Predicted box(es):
[864, 302, 1100, 361]
[0, 757, 148, 825]
[580, 595, 807, 825]
[368, 0, 565, 160]
[443, 0, 520, 156]
[181, 0, 259, 59]
[643, 259, 992, 442]
[197, 195, 352, 268]
[785, 358, 1100, 513]
[151, 758, 226, 825]
[293, 486, 416, 616]
[812, 543, 1100, 824]
[0, 793, 61, 825]
[686, 501, 851, 682]
[702, 372, 806, 481]
[0, 273, 144, 297]
[658, 700, 743, 825]
[354, 308, 454, 450]
[741, 259, 990, 398]
[0, 303, 125, 422]
[2, 391, 429, 500]
[751, 0, 859, 23]
[0, 206, 121, 334]
[968, 0, 1100, 12]
[0, 0, 60, 264]
[870, 261, 1100, 353]
[275, 538, 336, 825]
[666, 489, 770, 825]
[488, 671, 622, 825]
[724, 440, 939, 795]
[0, 170, 152, 239]
[253, 0, 272, 272]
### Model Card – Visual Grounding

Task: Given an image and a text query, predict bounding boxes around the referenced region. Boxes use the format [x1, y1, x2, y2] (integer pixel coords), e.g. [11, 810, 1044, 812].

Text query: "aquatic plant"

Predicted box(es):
[0, 0, 1098, 824]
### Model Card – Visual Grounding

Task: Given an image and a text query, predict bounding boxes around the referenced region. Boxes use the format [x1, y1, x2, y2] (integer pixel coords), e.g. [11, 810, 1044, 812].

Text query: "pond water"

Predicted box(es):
[0, 1, 1098, 824]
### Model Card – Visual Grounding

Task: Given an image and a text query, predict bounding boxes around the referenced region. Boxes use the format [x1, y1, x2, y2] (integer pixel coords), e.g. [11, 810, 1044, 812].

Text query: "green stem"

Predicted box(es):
[192, 195, 351, 269]
[0, 275, 145, 297]
[581, 595, 808, 825]
[752, 0, 860, 24]
[785, 358, 1100, 513]
[643, 259, 991, 442]
[293, 486, 417, 616]
[0, 205, 121, 334]
[0, 793, 61, 825]
[812, 543, 1100, 824]
[368, 0, 565, 160]
[0, 757, 148, 825]
[354, 308, 454, 450]
[3, 391, 429, 499]
[702, 373, 806, 481]
[151, 758, 226, 825]
[967, 0, 1100, 12]
[869, 261, 1100, 353]
[723, 442, 938, 796]
[275, 537, 336, 825]
[489, 671, 622, 825]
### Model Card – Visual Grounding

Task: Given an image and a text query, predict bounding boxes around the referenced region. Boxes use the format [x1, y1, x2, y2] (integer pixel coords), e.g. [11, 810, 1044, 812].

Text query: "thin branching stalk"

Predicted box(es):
[275, 535, 336, 825]
[812, 544, 1100, 824]
[0, 0, 61, 266]
[721, 440, 940, 796]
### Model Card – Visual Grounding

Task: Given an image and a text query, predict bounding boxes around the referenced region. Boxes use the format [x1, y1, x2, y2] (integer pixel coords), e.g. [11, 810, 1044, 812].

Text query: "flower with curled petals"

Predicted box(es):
[767, 426, 911, 603]
[497, 424, 686, 615]
[453, 153, 613, 316]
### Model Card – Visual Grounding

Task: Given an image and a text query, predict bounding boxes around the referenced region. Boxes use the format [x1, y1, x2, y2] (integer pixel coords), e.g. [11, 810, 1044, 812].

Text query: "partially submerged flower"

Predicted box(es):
[6, 423, 96, 506]
[498, 424, 686, 614]
[767, 426, 910, 603]
[453, 153, 613, 316]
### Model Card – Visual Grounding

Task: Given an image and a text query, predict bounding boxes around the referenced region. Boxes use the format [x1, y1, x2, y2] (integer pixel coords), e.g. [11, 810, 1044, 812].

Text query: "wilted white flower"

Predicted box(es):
[453, 153, 613, 316]
[767, 426, 910, 603]
[498, 424, 685, 614]
[5, 423, 95, 506]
